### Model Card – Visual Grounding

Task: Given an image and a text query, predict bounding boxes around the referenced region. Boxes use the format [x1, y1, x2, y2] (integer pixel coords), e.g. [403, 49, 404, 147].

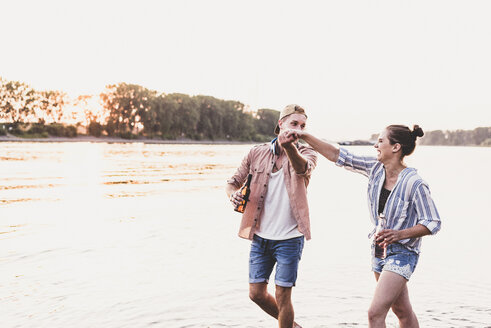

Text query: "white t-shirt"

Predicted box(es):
[255, 168, 303, 240]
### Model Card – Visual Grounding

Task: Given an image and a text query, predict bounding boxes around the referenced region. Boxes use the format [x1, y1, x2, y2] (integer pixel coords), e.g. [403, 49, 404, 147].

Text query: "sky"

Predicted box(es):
[1, 0, 491, 139]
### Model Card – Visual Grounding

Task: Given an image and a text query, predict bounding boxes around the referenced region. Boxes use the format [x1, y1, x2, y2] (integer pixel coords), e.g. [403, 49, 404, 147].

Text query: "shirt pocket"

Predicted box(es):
[249, 166, 265, 188]
[251, 166, 265, 175]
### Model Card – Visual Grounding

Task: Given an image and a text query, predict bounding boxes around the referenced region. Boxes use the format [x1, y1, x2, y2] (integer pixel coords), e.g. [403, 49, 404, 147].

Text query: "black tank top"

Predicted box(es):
[378, 187, 391, 214]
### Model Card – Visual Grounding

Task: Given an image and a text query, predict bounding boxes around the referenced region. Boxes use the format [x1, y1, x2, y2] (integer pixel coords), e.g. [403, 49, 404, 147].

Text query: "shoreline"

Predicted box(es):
[1, 134, 488, 147]
[0, 134, 258, 145]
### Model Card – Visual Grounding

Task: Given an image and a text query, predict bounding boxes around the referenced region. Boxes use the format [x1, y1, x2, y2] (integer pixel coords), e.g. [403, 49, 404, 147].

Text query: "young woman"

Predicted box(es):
[296, 125, 441, 327]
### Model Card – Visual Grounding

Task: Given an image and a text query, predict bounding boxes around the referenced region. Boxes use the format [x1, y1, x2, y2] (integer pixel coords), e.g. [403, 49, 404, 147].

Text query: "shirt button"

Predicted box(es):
[264, 184, 267, 187]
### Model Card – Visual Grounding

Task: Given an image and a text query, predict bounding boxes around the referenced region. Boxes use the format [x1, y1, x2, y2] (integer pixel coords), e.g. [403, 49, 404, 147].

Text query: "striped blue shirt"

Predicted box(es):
[336, 147, 441, 254]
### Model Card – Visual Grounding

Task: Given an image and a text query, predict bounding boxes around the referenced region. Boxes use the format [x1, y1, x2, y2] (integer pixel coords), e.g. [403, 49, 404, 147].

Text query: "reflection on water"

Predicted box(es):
[1, 142, 490, 327]
[0, 184, 60, 190]
[0, 143, 235, 205]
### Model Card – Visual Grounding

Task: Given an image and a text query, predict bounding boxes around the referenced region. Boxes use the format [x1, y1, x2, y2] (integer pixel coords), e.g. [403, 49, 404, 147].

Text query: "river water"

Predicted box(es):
[1, 142, 490, 327]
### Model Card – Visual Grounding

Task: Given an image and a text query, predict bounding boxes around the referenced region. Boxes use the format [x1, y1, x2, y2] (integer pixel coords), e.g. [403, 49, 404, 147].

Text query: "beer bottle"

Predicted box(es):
[234, 174, 252, 213]
[374, 214, 387, 259]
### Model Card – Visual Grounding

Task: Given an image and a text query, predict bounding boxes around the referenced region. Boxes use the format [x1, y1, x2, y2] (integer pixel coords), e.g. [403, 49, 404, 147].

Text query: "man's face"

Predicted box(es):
[278, 113, 307, 133]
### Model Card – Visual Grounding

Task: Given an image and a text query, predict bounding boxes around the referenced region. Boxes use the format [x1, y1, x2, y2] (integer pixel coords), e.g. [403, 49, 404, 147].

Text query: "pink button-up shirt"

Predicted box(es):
[227, 142, 317, 240]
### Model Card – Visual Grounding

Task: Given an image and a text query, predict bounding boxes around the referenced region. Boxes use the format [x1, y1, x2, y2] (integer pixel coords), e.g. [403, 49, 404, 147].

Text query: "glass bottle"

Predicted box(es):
[374, 214, 387, 259]
[234, 174, 252, 213]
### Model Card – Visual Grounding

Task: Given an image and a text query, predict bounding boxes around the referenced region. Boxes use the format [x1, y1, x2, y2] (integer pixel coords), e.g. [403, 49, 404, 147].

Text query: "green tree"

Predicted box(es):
[473, 127, 491, 145]
[100, 83, 156, 136]
[153, 94, 179, 138]
[255, 108, 279, 138]
[420, 130, 446, 145]
[481, 138, 491, 146]
[220, 101, 246, 139]
[195, 95, 225, 140]
[139, 94, 165, 137]
[234, 102, 258, 141]
[37, 90, 67, 123]
[162, 93, 199, 138]
[0, 78, 37, 123]
[87, 121, 103, 137]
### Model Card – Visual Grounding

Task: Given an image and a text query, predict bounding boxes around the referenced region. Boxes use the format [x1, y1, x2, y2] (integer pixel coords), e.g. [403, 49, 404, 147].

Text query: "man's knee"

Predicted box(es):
[249, 286, 267, 304]
[275, 286, 292, 307]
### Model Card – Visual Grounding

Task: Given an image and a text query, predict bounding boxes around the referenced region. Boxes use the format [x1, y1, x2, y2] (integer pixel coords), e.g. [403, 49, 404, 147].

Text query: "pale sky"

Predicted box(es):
[1, 0, 491, 139]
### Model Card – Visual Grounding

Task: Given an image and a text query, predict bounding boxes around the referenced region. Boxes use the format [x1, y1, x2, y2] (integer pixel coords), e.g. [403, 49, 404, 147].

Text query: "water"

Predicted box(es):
[1, 142, 490, 327]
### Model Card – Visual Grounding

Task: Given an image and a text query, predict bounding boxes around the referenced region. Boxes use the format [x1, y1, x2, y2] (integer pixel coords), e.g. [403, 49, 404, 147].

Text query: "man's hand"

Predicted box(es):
[278, 129, 299, 149]
[229, 189, 245, 208]
[277, 129, 309, 174]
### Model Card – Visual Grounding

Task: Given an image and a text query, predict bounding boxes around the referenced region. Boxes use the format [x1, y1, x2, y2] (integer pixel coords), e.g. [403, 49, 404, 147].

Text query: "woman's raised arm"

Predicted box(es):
[297, 132, 340, 163]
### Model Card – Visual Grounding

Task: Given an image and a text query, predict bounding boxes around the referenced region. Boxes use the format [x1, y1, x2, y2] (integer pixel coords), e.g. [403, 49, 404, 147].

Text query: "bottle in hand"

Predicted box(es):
[374, 214, 387, 259]
[234, 174, 252, 213]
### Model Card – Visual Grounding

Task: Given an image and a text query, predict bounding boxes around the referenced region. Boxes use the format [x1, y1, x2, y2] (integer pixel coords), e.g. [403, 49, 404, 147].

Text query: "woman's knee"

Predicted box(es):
[367, 307, 377, 322]
[391, 303, 412, 320]
[368, 304, 389, 322]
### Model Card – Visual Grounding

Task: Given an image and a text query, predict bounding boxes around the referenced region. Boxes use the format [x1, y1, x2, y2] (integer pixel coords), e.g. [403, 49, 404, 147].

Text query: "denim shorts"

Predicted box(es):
[249, 234, 304, 287]
[371, 243, 419, 280]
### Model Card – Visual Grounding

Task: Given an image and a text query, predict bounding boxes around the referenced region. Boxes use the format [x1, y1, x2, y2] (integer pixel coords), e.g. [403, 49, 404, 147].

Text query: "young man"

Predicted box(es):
[225, 104, 317, 328]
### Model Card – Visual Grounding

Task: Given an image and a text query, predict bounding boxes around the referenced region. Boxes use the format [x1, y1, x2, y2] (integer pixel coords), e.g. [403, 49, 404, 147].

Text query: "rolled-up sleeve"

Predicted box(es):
[296, 146, 317, 178]
[335, 147, 377, 177]
[413, 182, 441, 235]
[227, 149, 251, 188]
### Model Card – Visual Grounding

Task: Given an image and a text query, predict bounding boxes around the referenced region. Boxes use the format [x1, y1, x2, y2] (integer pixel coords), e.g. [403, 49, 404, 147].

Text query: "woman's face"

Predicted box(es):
[374, 129, 395, 162]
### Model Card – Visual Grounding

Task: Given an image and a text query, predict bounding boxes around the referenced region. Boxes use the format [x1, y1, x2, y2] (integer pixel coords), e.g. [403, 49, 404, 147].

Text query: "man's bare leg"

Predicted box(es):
[249, 283, 301, 328]
[275, 286, 294, 328]
[249, 283, 279, 318]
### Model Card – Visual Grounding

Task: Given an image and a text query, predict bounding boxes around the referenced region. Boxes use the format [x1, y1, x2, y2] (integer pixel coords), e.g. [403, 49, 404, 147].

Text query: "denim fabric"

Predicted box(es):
[372, 243, 419, 280]
[249, 234, 304, 287]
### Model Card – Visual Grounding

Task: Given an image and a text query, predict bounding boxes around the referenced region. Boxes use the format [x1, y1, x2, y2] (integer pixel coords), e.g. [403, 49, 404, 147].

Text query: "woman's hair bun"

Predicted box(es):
[412, 125, 424, 138]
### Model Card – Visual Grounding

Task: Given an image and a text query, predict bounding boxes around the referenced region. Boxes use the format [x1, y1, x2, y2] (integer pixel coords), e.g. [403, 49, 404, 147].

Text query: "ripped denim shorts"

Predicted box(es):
[371, 243, 419, 280]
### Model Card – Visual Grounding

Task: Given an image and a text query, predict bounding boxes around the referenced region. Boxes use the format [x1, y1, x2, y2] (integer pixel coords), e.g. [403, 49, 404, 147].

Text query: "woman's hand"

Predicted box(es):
[292, 130, 305, 138]
[375, 225, 431, 247]
[375, 229, 403, 247]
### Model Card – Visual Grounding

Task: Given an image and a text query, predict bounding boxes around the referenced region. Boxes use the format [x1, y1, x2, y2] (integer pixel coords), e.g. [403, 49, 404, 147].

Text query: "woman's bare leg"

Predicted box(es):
[368, 271, 407, 327]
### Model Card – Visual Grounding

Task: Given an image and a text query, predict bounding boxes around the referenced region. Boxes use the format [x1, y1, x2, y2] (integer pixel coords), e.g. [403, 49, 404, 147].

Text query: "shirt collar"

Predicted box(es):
[270, 138, 279, 155]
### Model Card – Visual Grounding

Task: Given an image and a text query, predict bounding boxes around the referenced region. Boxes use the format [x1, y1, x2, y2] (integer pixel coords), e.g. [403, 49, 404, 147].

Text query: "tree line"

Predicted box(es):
[0, 77, 279, 141]
[2, 77, 490, 145]
[418, 127, 491, 147]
